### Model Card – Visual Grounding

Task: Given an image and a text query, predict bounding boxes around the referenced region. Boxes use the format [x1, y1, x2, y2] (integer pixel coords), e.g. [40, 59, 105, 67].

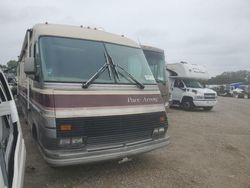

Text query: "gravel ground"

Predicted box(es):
[21, 97, 250, 188]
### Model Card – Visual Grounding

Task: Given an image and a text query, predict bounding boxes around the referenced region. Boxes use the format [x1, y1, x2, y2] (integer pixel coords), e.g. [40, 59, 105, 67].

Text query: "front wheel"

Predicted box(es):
[203, 107, 213, 111]
[182, 101, 194, 111]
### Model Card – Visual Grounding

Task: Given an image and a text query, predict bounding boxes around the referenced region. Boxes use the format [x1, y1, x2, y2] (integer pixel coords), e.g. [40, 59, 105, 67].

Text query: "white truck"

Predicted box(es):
[167, 62, 217, 111]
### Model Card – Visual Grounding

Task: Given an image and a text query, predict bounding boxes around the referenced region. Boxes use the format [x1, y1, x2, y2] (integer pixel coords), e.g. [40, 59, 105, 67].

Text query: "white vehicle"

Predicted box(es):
[167, 62, 217, 111]
[0, 69, 26, 188]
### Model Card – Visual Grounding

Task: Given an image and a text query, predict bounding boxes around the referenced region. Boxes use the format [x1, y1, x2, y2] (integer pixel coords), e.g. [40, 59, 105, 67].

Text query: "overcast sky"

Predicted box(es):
[1, 0, 250, 76]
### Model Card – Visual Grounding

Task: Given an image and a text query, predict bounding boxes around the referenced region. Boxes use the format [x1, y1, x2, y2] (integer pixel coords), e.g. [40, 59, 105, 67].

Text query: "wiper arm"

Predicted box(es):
[106, 53, 144, 89]
[82, 52, 112, 89]
[115, 64, 145, 89]
[104, 52, 112, 80]
[107, 54, 120, 81]
[82, 63, 108, 88]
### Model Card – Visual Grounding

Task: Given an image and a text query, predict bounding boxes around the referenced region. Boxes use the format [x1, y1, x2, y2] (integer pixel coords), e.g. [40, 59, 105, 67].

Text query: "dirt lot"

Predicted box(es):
[21, 97, 250, 188]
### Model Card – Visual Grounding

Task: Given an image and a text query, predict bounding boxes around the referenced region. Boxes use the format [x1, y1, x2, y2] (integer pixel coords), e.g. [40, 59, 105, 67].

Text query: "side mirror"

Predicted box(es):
[24, 57, 35, 75]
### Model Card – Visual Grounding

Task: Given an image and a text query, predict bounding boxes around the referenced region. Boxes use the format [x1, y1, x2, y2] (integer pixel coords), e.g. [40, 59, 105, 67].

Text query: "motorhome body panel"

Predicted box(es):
[167, 62, 210, 80]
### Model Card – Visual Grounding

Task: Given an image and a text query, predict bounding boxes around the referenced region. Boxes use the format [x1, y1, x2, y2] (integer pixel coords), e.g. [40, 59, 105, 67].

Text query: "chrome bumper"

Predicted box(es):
[39, 136, 170, 166]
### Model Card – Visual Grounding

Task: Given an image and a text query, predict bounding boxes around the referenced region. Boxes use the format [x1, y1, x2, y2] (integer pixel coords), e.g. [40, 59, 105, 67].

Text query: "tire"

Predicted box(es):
[204, 107, 213, 111]
[182, 100, 193, 111]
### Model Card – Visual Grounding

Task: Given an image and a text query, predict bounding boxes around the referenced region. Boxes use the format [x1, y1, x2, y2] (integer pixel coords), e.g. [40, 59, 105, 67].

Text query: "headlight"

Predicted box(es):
[71, 137, 83, 145]
[152, 127, 165, 138]
[59, 138, 71, 146]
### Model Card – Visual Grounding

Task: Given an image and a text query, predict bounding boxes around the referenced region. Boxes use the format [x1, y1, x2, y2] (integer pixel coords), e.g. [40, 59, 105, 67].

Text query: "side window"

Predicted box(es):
[33, 43, 41, 81]
[178, 81, 184, 88]
[174, 80, 184, 88]
[174, 80, 180, 87]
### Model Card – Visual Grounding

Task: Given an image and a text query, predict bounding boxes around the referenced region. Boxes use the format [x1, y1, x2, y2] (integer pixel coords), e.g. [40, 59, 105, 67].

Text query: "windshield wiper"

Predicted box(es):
[82, 52, 144, 89]
[82, 52, 112, 88]
[107, 54, 120, 81]
[82, 63, 109, 88]
[106, 54, 144, 89]
[114, 64, 145, 89]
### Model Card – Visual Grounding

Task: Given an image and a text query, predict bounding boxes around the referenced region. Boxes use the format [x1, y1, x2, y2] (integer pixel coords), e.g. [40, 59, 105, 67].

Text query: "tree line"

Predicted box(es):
[0, 60, 18, 74]
[207, 70, 250, 85]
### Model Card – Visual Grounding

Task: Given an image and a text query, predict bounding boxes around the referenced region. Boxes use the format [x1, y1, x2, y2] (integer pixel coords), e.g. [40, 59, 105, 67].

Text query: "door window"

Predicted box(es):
[174, 80, 184, 88]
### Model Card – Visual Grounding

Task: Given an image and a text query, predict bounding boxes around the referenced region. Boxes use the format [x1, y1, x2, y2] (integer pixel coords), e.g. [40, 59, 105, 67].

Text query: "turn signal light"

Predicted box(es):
[59, 124, 72, 131]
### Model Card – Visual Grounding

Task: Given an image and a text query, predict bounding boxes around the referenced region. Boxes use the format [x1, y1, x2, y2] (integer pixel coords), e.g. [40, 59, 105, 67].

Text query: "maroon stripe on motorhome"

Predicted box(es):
[53, 94, 163, 108]
[19, 85, 163, 108]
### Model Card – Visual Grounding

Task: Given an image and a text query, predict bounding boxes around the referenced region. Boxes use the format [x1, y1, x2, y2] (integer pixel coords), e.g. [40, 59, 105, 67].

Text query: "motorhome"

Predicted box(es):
[141, 45, 169, 107]
[167, 62, 217, 111]
[0, 69, 26, 188]
[17, 23, 170, 166]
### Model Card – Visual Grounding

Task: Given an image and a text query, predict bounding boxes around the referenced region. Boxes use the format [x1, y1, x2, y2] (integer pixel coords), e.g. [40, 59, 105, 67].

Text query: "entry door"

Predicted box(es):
[172, 79, 185, 102]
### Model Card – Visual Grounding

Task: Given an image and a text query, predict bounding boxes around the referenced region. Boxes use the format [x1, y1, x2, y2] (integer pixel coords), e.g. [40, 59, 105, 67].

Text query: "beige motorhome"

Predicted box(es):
[17, 23, 170, 166]
[141, 45, 169, 107]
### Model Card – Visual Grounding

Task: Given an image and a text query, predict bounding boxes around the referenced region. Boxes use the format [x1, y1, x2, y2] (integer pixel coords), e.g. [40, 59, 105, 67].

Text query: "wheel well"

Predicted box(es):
[181, 96, 193, 104]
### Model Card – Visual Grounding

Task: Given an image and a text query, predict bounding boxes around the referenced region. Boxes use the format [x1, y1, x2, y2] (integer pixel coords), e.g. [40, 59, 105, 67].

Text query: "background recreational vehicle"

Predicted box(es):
[17, 23, 170, 166]
[167, 62, 217, 111]
[141, 45, 169, 107]
[0, 69, 26, 188]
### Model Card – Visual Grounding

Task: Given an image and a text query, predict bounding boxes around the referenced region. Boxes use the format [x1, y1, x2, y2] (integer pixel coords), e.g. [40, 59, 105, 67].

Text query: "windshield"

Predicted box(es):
[143, 50, 166, 82]
[39, 36, 112, 83]
[183, 79, 203, 88]
[105, 44, 155, 84]
[39, 36, 156, 85]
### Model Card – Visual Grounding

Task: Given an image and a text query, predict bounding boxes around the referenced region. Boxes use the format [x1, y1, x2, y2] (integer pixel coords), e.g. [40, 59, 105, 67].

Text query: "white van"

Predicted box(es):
[167, 62, 217, 111]
[0, 69, 26, 188]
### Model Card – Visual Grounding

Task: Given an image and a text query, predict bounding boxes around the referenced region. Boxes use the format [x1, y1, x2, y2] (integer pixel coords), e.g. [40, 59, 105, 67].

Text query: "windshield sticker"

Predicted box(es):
[144, 75, 155, 81]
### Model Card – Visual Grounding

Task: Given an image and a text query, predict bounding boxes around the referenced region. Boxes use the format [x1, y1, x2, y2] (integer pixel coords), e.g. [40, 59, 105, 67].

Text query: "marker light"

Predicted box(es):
[59, 124, 72, 131]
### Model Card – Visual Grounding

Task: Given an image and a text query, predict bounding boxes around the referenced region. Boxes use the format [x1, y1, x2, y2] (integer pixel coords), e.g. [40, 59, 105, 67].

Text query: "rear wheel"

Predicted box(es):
[204, 107, 213, 111]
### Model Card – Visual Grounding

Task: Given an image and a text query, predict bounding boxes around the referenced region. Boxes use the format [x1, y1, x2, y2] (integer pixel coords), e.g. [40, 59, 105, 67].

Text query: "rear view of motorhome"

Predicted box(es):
[17, 23, 170, 166]
[141, 45, 169, 107]
[167, 62, 217, 111]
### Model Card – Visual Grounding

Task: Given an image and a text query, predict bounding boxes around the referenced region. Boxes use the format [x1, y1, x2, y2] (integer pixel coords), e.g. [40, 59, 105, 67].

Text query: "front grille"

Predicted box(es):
[204, 93, 216, 99]
[56, 111, 167, 147]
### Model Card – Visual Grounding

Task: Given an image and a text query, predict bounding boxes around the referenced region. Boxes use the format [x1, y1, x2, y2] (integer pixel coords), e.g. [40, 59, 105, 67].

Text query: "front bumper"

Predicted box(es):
[193, 100, 217, 107]
[39, 136, 170, 167]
